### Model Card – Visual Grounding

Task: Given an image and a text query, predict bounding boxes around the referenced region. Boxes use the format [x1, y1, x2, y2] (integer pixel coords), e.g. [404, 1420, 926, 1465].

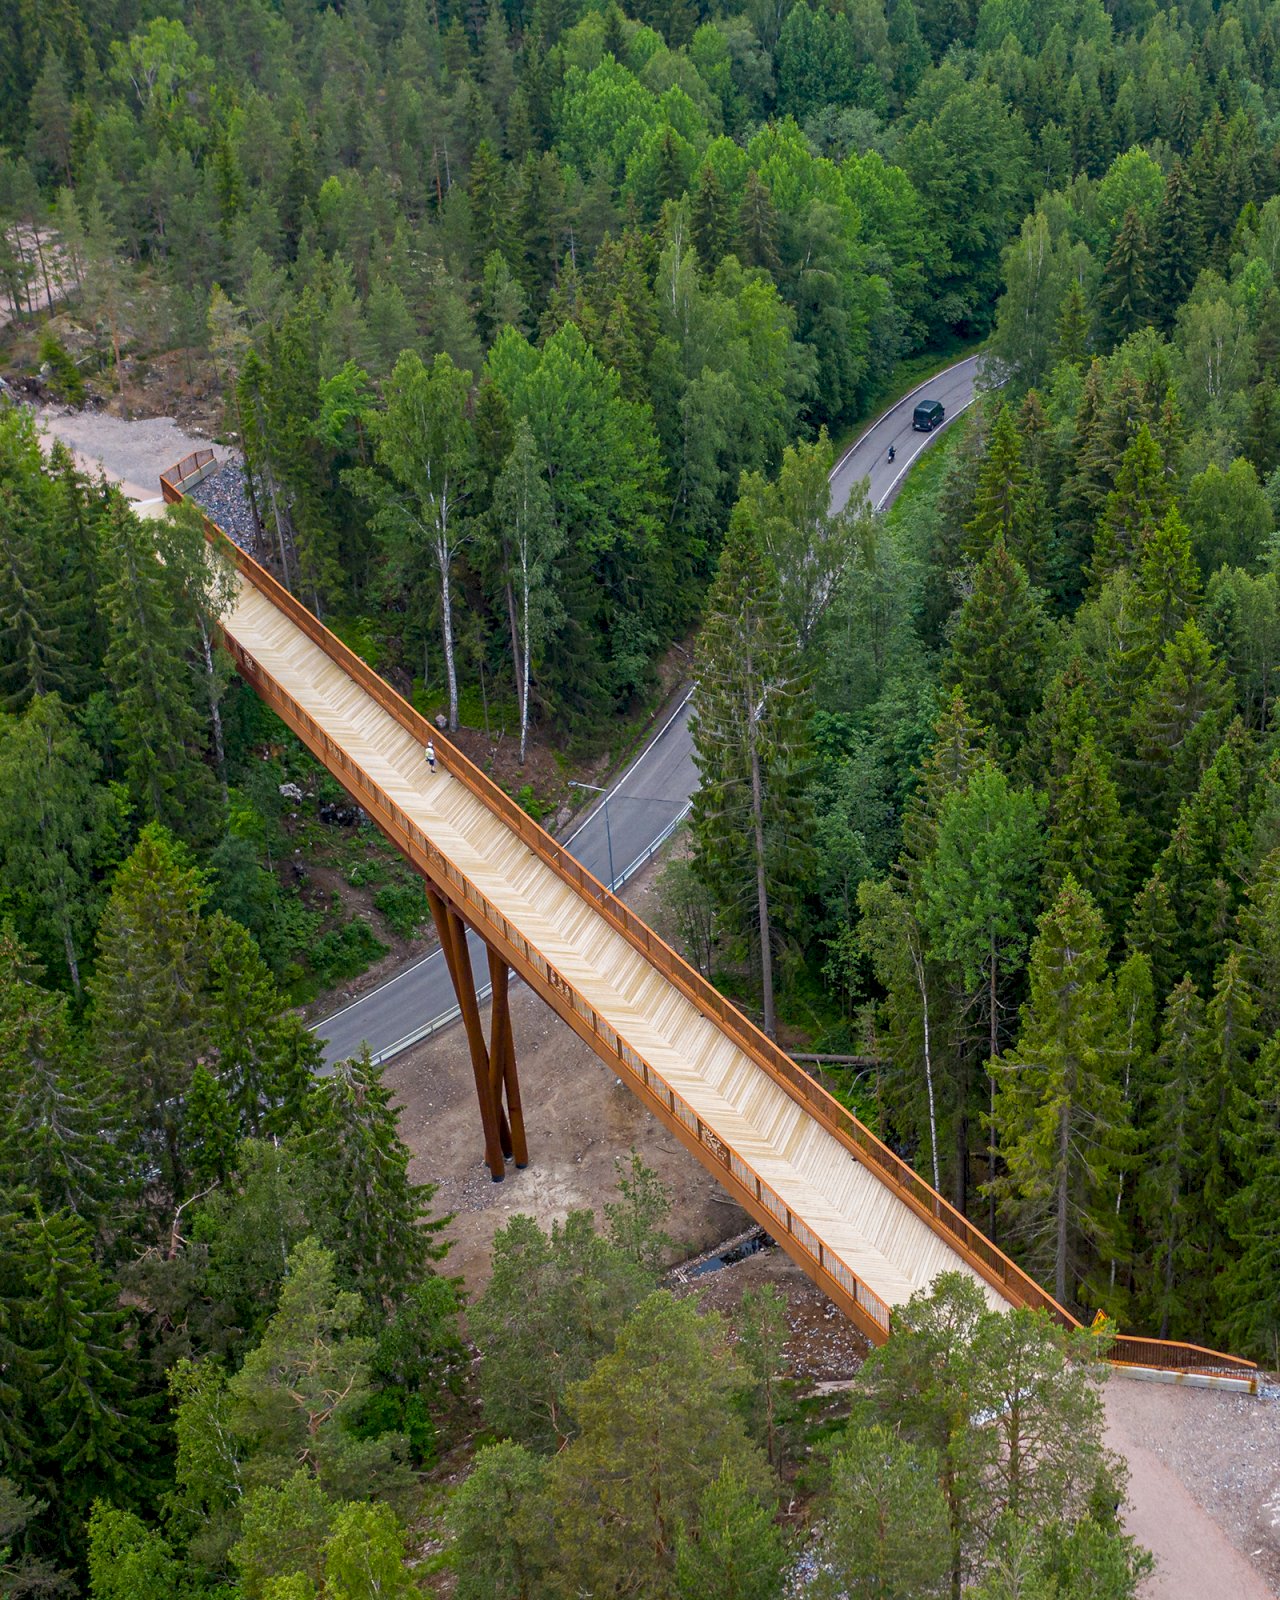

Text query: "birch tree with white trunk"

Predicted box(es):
[358, 351, 474, 732]
[489, 418, 562, 764]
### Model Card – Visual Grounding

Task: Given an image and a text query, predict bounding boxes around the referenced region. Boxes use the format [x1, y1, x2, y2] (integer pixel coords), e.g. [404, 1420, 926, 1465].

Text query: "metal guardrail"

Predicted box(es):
[162, 463, 1258, 1376]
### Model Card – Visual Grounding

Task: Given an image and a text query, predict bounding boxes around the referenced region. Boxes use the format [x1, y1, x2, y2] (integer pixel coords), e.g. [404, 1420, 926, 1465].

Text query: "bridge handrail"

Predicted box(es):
[164, 467, 1256, 1377]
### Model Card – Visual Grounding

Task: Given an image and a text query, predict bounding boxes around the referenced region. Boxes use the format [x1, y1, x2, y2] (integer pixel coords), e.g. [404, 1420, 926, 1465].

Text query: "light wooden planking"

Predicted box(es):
[225, 571, 1010, 1316]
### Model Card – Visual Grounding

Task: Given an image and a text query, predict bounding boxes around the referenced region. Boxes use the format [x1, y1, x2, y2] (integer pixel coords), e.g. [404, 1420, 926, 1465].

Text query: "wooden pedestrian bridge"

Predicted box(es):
[163, 453, 1256, 1388]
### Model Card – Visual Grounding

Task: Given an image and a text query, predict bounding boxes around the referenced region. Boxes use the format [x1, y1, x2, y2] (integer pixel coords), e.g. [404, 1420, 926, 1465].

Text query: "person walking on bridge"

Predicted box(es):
[425, 739, 436, 774]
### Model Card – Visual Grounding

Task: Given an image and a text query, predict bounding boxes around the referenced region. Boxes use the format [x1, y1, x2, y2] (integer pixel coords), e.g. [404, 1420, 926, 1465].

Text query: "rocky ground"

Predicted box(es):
[189, 458, 258, 552]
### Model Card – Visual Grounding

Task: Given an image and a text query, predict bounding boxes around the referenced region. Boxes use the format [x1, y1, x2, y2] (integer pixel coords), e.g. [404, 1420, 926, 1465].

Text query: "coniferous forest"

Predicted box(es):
[4, 0, 1280, 1592]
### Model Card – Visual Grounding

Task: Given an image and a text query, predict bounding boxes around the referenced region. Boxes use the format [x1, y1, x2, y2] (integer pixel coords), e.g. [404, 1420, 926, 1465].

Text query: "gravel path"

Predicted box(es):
[188, 460, 259, 553]
[33, 403, 229, 501]
[1106, 1376, 1280, 1598]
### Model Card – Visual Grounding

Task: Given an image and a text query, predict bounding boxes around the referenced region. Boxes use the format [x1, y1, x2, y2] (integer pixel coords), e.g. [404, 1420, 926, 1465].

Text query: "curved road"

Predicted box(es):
[314, 353, 981, 1065]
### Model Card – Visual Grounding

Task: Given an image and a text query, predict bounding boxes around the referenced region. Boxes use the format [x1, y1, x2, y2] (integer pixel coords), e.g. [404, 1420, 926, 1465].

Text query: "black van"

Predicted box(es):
[913, 398, 945, 431]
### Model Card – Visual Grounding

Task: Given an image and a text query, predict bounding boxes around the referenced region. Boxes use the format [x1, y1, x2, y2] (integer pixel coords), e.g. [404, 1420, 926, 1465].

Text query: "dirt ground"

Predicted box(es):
[384, 861, 747, 1289]
[381, 856, 870, 1386]
[1106, 1377, 1280, 1599]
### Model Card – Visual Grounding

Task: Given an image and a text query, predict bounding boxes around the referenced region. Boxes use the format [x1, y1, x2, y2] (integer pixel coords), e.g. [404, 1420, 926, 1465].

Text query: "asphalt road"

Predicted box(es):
[314, 352, 981, 1066]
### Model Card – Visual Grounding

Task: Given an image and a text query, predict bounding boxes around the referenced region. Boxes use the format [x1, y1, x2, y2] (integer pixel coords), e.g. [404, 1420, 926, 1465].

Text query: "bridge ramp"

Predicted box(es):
[226, 574, 1007, 1317]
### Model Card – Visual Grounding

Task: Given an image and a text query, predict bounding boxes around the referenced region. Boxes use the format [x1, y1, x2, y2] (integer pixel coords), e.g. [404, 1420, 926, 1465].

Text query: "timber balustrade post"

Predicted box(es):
[487, 947, 528, 1168]
[424, 885, 507, 1182]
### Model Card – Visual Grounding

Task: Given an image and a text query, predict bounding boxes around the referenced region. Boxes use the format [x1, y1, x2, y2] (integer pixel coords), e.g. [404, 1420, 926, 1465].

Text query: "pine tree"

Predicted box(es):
[549, 1293, 769, 1600]
[991, 879, 1131, 1306]
[1045, 735, 1129, 940]
[226, 1239, 399, 1501]
[946, 540, 1048, 755]
[812, 1426, 950, 1600]
[470, 1210, 649, 1451]
[674, 1463, 790, 1600]
[691, 505, 811, 1039]
[449, 1441, 556, 1600]
[302, 1048, 449, 1309]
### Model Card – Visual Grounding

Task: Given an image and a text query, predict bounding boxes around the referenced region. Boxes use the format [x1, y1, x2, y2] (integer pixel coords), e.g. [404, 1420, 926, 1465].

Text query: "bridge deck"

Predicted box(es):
[227, 572, 1007, 1317]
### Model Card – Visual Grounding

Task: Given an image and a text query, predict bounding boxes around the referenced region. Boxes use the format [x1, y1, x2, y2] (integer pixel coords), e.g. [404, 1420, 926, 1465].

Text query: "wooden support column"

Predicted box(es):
[488, 947, 528, 1168]
[425, 885, 507, 1182]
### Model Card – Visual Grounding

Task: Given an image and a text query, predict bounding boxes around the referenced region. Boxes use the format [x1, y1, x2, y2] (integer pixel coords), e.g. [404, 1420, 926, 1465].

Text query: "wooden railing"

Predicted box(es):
[162, 463, 1258, 1379]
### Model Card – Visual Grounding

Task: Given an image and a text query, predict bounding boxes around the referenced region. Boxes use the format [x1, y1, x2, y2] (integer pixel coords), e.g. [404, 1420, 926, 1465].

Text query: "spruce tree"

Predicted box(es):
[1091, 424, 1168, 584]
[1234, 846, 1280, 1035]
[0, 692, 122, 994]
[1222, 1032, 1280, 1364]
[899, 690, 990, 890]
[1189, 951, 1260, 1321]
[691, 164, 735, 268]
[1125, 870, 1179, 1005]
[1150, 160, 1203, 325]
[1053, 279, 1090, 371]
[990, 879, 1130, 1306]
[99, 492, 217, 840]
[91, 825, 212, 1203]
[20, 1207, 145, 1544]
[1045, 735, 1129, 940]
[1100, 206, 1153, 339]
[205, 911, 318, 1138]
[1127, 505, 1202, 677]
[1134, 979, 1205, 1338]
[946, 540, 1049, 755]
[1124, 620, 1233, 843]
[691, 505, 811, 1038]
[302, 1048, 449, 1310]
[963, 404, 1043, 577]
[1152, 721, 1252, 986]
[0, 933, 126, 1223]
